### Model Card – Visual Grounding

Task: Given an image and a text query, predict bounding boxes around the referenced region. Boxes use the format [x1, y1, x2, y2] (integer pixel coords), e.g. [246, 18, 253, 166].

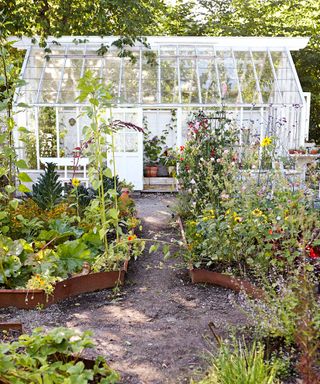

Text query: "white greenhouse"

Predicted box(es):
[13, 36, 311, 190]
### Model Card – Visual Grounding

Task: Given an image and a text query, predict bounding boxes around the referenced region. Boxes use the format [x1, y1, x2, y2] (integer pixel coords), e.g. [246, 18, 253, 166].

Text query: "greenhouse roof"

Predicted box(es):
[14, 36, 309, 107]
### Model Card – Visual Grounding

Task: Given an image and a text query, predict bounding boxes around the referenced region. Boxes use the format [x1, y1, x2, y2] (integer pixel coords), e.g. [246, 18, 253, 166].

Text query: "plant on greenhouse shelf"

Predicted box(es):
[160, 147, 178, 176]
[143, 117, 169, 176]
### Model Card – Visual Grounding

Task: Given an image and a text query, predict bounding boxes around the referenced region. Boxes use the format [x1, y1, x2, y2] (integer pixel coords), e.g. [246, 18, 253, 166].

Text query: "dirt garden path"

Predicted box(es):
[0, 194, 246, 384]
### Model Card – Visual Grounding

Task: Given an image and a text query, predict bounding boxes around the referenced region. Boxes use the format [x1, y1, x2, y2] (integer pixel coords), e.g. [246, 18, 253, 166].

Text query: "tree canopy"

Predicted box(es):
[0, 0, 319, 141]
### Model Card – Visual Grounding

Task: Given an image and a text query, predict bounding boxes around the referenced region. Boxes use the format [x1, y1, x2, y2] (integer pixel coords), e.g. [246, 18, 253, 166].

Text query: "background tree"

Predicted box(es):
[162, 0, 320, 143]
[0, 0, 319, 141]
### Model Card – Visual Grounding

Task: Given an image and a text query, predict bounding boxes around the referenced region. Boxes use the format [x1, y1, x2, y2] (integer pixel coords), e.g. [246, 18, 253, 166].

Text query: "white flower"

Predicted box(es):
[190, 179, 196, 184]
[216, 158, 221, 163]
[70, 335, 82, 342]
[276, 216, 281, 221]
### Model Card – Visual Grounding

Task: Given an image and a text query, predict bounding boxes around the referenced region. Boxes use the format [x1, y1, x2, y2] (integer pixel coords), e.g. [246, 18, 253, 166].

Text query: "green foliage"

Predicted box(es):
[177, 111, 238, 216]
[77, 70, 121, 254]
[193, 338, 282, 384]
[0, 31, 30, 195]
[0, 327, 120, 383]
[239, 270, 320, 382]
[0, 0, 165, 42]
[0, 235, 32, 287]
[143, 118, 168, 165]
[31, 162, 63, 210]
[55, 239, 92, 277]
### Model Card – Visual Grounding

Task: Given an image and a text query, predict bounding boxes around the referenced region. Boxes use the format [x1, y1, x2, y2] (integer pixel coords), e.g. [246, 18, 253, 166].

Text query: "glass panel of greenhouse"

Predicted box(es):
[15, 36, 307, 107]
[13, 36, 310, 189]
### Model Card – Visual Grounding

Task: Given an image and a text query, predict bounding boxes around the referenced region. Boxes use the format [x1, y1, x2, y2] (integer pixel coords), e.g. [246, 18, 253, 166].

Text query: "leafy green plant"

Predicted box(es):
[177, 110, 238, 217]
[0, 327, 120, 383]
[143, 129, 166, 166]
[0, 235, 32, 287]
[0, 30, 32, 199]
[31, 162, 63, 210]
[77, 70, 119, 254]
[193, 338, 282, 384]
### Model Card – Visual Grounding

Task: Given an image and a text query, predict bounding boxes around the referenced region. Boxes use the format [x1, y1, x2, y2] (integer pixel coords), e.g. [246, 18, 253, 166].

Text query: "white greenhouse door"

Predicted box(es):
[109, 108, 143, 190]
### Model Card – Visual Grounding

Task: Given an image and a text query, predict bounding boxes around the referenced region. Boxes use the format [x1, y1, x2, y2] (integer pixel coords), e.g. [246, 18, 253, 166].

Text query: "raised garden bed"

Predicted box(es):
[0, 261, 128, 309]
[178, 216, 265, 300]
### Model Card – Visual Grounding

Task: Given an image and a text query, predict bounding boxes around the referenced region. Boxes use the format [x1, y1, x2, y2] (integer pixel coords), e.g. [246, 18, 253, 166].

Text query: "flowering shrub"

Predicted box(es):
[185, 170, 320, 278]
[177, 111, 238, 216]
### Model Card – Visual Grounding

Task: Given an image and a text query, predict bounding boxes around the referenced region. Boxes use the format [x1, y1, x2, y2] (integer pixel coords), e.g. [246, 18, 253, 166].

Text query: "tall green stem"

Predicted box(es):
[93, 103, 108, 254]
[110, 108, 120, 242]
[0, 44, 14, 192]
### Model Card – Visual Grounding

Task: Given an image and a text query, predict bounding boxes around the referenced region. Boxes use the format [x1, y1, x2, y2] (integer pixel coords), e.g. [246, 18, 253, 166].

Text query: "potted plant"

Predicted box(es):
[309, 147, 319, 155]
[288, 147, 307, 154]
[161, 147, 177, 177]
[143, 129, 167, 177]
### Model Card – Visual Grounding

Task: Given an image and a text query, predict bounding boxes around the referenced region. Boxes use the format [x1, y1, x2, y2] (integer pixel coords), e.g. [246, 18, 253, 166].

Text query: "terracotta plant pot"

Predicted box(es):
[310, 149, 319, 154]
[144, 165, 158, 177]
[0, 261, 128, 309]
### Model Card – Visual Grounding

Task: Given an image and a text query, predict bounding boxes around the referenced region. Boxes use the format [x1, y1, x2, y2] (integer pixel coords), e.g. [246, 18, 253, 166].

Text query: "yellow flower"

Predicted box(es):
[252, 208, 263, 217]
[128, 234, 137, 241]
[261, 137, 272, 147]
[72, 178, 80, 187]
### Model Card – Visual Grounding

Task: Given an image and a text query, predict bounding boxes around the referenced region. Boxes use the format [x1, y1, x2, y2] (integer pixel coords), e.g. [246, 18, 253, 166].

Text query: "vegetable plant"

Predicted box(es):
[0, 327, 120, 383]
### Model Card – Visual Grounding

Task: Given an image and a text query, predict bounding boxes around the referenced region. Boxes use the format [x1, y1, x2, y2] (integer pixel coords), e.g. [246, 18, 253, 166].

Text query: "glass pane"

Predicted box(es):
[58, 107, 78, 156]
[104, 57, 121, 100]
[115, 131, 125, 152]
[125, 133, 138, 152]
[198, 58, 220, 103]
[39, 107, 57, 157]
[21, 108, 37, 168]
[179, 46, 195, 56]
[216, 49, 240, 103]
[142, 51, 157, 103]
[179, 59, 198, 103]
[234, 50, 259, 104]
[160, 46, 176, 56]
[120, 54, 139, 103]
[271, 51, 302, 104]
[197, 46, 214, 56]
[252, 51, 277, 103]
[161, 58, 179, 103]
[58, 58, 83, 103]
[83, 57, 103, 78]
[39, 91, 58, 103]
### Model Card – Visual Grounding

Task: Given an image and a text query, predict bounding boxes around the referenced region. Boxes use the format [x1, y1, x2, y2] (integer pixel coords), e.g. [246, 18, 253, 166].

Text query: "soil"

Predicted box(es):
[0, 194, 247, 384]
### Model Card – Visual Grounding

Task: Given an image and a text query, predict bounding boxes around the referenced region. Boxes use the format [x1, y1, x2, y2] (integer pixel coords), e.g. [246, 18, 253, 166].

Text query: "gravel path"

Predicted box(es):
[0, 194, 246, 383]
